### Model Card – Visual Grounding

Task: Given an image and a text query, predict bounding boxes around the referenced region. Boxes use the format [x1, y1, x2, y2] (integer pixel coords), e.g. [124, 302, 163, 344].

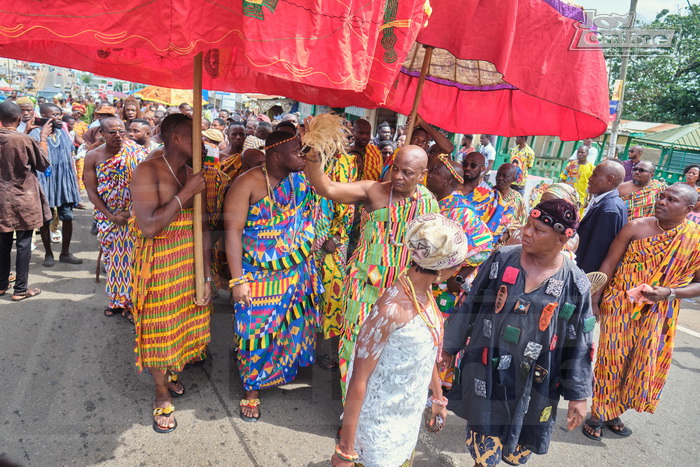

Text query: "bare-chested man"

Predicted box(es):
[130, 113, 213, 433]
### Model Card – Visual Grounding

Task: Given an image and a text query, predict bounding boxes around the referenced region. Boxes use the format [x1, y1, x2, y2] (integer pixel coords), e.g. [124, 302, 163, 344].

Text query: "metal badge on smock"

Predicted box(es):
[545, 278, 565, 297]
[483, 319, 493, 338]
[513, 298, 530, 315]
[567, 324, 577, 340]
[575, 275, 591, 295]
[495, 285, 508, 313]
[474, 378, 487, 398]
[497, 354, 512, 370]
[489, 262, 499, 279]
[524, 341, 543, 360]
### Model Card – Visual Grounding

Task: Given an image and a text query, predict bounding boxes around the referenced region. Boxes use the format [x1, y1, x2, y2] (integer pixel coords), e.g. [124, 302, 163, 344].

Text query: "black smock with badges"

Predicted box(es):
[443, 245, 594, 455]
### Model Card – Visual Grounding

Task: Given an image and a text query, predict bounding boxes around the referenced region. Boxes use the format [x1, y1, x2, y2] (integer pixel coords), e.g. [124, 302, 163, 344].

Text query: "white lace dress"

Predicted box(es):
[349, 315, 438, 467]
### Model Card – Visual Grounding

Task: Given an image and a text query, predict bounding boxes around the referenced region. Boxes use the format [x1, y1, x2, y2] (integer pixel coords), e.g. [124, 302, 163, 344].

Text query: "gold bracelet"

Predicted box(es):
[229, 274, 253, 288]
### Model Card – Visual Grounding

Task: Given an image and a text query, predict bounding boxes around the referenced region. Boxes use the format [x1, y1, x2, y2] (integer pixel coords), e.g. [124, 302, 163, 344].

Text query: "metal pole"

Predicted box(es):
[192, 53, 205, 303]
[607, 0, 638, 159]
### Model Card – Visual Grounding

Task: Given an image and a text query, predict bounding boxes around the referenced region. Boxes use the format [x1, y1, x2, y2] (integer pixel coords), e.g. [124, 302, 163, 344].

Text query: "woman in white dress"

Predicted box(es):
[333, 214, 469, 467]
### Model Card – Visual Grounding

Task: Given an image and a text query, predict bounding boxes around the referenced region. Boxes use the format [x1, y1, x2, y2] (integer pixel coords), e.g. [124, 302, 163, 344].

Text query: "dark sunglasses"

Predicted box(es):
[464, 162, 483, 169]
[632, 168, 651, 173]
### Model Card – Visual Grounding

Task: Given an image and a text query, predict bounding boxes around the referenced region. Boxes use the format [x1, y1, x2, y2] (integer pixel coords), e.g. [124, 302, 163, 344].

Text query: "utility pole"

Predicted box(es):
[607, 0, 638, 159]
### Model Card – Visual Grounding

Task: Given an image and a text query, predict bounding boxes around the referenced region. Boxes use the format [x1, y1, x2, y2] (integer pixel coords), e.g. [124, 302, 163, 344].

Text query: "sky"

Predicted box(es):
[579, 0, 688, 23]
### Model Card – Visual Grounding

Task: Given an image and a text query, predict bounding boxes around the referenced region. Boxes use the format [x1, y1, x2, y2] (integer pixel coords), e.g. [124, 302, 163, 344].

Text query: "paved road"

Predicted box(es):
[1, 202, 699, 466]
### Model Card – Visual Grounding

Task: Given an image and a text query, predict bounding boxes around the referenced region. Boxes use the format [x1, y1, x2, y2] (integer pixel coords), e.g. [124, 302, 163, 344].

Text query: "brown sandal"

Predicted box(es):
[11, 288, 41, 301]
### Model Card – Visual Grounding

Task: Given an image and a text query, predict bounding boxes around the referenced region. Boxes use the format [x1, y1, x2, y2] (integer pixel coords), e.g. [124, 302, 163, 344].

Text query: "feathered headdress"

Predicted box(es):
[301, 113, 350, 169]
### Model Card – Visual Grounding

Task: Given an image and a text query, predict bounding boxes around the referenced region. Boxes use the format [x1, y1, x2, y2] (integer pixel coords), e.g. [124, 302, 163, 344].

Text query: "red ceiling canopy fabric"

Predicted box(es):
[386, 0, 609, 140]
[0, 0, 428, 108]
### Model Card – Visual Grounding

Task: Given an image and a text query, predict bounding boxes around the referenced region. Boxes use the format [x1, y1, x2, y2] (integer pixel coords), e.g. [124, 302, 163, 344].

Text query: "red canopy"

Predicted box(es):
[386, 0, 609, 140]
[0, 0, 428, 107]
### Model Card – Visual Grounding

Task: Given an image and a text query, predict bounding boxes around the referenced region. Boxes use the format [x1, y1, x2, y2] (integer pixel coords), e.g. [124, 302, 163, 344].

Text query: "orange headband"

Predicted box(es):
[264, 135, 297, 151]
[438, 154, 464, 184]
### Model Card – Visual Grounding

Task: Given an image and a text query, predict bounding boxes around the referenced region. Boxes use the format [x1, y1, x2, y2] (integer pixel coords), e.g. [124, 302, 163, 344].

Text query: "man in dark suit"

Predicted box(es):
[576, 160, 627, 273]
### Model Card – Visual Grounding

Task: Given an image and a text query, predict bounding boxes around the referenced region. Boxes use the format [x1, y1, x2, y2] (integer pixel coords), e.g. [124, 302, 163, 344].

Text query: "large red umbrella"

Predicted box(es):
[0, 0, 429, 299]
[0, 0, 428, 107]
[390, 0, 609, 140]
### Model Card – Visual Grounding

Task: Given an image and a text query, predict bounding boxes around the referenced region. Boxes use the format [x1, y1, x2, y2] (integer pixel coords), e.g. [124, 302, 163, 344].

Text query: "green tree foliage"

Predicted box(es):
[608, 5, 700, 124]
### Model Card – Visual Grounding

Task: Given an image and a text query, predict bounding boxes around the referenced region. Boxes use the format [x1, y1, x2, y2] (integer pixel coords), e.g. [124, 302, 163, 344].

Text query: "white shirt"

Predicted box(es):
[480, 143, 496, 162]
[582, 189, 614, 218]
[569, 145, 599, 164]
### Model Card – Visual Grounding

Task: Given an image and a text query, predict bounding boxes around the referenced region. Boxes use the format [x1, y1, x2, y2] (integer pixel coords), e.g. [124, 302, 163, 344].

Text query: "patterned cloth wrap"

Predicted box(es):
[593, 220, 700, 420]
[235, 171, 323, 391]
[313, 153, 358, 339]
[338, 184, 438, 398]
[95, 140, 146, 310]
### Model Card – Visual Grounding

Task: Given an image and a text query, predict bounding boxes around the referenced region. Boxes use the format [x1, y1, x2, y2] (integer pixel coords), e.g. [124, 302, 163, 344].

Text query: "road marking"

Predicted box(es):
[678, 325, 700, 339]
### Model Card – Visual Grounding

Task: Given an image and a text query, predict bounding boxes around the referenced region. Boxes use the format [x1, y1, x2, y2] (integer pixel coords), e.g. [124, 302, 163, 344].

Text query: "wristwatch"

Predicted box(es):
[667, 288, 676, 301]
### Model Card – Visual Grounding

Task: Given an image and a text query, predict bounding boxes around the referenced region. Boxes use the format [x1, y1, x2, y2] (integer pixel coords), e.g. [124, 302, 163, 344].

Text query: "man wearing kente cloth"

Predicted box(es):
[426, 154, 493, 309]
[130, 114, 213, 434]
[305, 143, 439, 399]
[461, 151, 514, 242]
[314, 153, 357, 338]
[442, 199, 593, 467]
[219, 122, 246, 181]
[225, 131, 322, 422]
[426, 154, 494, 390]
[346, 119, 384, 181]
[84, 117, 146, 320]
[583, 183, 700, 441]
[618, 160, 666, 221]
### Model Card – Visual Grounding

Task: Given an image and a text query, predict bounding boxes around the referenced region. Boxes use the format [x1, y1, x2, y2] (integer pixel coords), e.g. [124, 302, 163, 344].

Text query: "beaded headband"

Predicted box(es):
[264, 135, 298, 151]
[530, 208, 576, 238]
[438, 154, 464, 184]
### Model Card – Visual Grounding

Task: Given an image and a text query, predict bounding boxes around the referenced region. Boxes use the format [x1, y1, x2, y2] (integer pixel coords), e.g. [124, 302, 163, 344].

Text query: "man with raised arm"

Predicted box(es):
[224, 131, 322, 422]
[304, 142, 439, 398]
[129, 113, 213, 434]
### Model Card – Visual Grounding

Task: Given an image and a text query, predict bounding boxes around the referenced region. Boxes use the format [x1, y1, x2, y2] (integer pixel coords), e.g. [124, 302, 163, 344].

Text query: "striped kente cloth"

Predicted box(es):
[592, 220, 700, 421]
[338, 184, 438, 398]
[131, 209, 212, 373]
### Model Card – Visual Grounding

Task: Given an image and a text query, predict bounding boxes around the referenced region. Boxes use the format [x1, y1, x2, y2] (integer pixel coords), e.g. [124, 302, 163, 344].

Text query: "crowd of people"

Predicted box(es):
[1, 92, 700, 467]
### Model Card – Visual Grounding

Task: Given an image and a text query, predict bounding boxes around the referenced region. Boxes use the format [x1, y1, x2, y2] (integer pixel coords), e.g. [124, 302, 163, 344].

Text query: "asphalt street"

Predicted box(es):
[1, 202, 699, 466]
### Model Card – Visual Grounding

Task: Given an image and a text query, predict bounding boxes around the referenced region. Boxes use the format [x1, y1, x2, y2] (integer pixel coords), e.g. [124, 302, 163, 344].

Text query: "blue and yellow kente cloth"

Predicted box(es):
[464, 180, 514, 242]
[235, 171, 323, 391]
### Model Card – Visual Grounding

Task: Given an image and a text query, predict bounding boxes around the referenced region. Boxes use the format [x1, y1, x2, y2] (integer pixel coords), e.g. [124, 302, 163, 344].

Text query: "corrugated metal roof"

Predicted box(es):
[635, 122, 700, 150]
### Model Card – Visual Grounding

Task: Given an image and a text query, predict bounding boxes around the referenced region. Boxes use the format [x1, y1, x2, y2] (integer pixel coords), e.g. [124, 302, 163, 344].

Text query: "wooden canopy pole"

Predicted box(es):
[404, 45, 433, 143]
[192, 52, 205, 303]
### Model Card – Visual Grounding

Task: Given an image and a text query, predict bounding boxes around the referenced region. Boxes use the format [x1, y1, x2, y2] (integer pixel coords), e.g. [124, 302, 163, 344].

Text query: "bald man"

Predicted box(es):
[304, 144, 439, 399]
[618, 160, 666, 220]
[585, 183, 700, 440]
[575, 160, 628, 273]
